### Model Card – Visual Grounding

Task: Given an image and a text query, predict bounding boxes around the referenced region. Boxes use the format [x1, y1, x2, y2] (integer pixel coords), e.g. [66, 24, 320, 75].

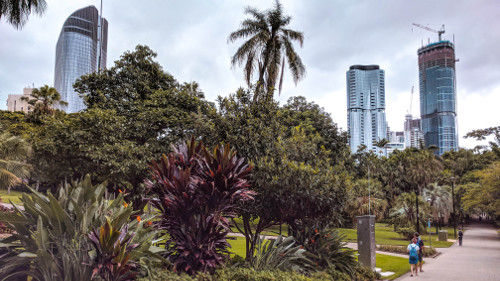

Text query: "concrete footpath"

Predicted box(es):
[396, 222, 500, 281]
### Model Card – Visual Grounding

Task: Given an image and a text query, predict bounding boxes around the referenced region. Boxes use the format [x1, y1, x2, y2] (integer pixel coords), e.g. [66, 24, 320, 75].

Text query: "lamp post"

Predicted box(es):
[451, 177, 457, 239]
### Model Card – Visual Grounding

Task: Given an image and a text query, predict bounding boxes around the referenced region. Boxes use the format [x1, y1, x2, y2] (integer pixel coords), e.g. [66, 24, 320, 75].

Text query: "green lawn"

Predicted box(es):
[338, 223, 453, 248]
[376, 253, 410, 280]
[0, 190, 24, 205]
[228, 236, 247, 257]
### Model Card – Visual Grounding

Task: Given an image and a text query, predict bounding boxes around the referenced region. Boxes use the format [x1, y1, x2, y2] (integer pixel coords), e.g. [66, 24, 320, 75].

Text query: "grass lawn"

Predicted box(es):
[376, 253, 410, 280]
[338, 223, 453, 248]
[228, 236, 247, 257]
[0, 190, 24, 205]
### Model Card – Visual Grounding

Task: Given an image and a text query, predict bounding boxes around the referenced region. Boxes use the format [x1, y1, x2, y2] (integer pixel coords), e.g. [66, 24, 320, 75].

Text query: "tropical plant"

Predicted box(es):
[0, 0, 47, 29]
[228, 0, 306, 99]
[423, 184, 452, 225]
[20, 85, 67, 118]
[249, 235, 314, 273]
[0, 128, 31, 193]
[389, 192, 431, 232]
[89, 218, 139, 281]
[0, 198, 13, 233]
[0, 175, 159, 281]
[346, 178, 388, 221]
[292, 225, 357, 277]
[145, 138, 255, 275]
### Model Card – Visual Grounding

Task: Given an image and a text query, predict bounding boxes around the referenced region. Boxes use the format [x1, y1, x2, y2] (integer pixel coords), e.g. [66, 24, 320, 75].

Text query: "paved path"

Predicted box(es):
[396, 222, 500, 281]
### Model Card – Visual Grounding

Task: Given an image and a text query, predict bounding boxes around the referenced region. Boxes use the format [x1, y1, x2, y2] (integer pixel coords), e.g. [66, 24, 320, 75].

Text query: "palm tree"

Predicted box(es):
[0, 128, 31, 193]
[0, 0, 47, 29]
[21, 85, 67, 117]
[374, 138, 390, 157]
[423, 184, 452, 231]
[228, 0, 306, 100]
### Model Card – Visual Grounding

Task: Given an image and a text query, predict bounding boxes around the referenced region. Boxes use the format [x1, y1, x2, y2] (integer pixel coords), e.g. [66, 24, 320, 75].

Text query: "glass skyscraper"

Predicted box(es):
[418, 41, 458, 155]
[54, 5, 108, 113]
[346, 65, 387, 154]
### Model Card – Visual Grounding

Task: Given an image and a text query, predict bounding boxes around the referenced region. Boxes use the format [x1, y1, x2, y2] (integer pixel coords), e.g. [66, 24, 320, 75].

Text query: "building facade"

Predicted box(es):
[418, 41, 458, 155]
[404, 114, 424, 148]
[6, 88, 34, 113]
[346, 65, 387, 154]
[54, 5, 107, 113]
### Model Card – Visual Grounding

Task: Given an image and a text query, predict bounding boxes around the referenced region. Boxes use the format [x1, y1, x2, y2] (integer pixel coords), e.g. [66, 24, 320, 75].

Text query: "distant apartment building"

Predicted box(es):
[54, 5, 108, 113]
[404, 114, 424, 148]
[346, 65, 387, 154]
[418, 40, 458, 155]
[6, 88, 34, 113]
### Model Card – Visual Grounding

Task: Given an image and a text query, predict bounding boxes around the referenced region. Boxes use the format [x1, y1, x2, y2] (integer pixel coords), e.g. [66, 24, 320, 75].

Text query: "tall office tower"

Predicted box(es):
[404, 114, 424, 148]
[54, 6, 108, 113]
[418, 41, 458, 155]
[346, 65, 387, 154]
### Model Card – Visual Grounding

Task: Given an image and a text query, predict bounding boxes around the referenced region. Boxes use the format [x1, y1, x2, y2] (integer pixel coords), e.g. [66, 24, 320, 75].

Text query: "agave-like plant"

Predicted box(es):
[0, 175, 159, 281]
[292, 224, 357, 277]
[145, 137, 255, 275]
[250, 234, 314, 273]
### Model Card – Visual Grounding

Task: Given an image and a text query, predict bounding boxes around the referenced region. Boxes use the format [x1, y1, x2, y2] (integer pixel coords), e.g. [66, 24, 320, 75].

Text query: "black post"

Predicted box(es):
[452, 179, 457, 239]
[416, 190, 420, 233]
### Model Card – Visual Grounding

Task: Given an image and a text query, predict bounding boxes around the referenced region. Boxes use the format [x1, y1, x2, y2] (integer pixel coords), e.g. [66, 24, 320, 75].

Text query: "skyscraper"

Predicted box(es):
[404, 114, 424, 148]
[346, 65, 387, 154]
[418, 41, 458, 155]
[54, 5, 107, 113]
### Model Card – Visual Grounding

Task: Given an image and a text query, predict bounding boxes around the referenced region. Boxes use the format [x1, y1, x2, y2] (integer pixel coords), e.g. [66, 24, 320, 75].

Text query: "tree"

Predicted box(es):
[0, 0, 46, 29]
[374, 138, 390, 157]
[462, 162, 500, 219]
[0, 127, 31, 193]
[228, 0, 305, 99]
[465, 126, 500, 159]
[281, 96, 349, 165]
[20, 85, 67, 120]
[423, 184, 452, 230]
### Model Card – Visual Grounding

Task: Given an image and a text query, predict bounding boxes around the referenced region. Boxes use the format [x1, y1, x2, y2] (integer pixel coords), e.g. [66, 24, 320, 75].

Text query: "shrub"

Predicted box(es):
[0, 175, 159, 281]
[377, 244, 437, 257]
[292, 224, 357, 277]
[396, 227, 415, 240]
[354, 265, 381, 281]
[249, 235, 314, 273]
[145, 138, 255, 275]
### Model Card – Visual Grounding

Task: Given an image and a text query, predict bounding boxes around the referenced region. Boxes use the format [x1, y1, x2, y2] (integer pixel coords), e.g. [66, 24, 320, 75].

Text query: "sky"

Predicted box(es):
[1, 0, 499, 149]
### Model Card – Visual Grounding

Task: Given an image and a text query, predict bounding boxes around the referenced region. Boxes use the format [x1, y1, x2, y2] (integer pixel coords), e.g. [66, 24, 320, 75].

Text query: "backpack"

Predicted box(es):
[409, 244, 418, 259]
[417, 237, 424, 252]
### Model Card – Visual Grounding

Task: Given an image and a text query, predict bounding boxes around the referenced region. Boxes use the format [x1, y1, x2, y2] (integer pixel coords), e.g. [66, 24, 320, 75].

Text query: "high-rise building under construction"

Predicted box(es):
[418, 40, 458, 155]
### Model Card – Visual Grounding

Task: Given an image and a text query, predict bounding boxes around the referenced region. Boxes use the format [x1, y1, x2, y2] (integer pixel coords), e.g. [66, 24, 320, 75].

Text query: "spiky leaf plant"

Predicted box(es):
[292, 224, 357, 277]
[250, 234, 314, 273]
[0, 175, 159, 281]
[145, 138, 255, 275]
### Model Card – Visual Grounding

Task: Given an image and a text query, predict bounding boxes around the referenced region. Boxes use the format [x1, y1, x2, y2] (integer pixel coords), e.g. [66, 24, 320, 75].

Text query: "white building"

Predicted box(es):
[6, 88, 34, 113]
[347, 65, 387, 154]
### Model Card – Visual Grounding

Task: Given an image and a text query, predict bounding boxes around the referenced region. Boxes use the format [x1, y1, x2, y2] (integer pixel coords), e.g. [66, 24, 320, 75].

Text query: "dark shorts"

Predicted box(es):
[409, 256, 418, 264]
[418, 252, 423, 262]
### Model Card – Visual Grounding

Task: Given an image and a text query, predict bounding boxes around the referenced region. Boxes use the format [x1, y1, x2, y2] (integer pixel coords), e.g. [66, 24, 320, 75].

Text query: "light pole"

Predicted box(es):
[451, 177, 457, 239]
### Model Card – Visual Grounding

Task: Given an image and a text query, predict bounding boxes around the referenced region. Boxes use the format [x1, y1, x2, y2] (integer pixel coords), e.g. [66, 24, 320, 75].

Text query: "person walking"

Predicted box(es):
[458, 228, 464, 246]
[414, 232, 425, 273]
[407, 237, 420, 277]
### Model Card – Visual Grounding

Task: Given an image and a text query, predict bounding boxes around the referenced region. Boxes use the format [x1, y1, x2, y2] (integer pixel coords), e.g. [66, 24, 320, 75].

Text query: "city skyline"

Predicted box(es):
[1, 0, 499, 149]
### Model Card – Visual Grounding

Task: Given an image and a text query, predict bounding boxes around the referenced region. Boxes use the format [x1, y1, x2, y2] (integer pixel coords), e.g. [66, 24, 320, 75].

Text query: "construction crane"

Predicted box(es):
[412, 23, 445, 41]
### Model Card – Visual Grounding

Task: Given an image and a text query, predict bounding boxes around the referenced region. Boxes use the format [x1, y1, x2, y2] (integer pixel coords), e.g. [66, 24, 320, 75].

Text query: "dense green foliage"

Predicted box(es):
[0, 127, 31, 192]
[145, 139, 255, 275]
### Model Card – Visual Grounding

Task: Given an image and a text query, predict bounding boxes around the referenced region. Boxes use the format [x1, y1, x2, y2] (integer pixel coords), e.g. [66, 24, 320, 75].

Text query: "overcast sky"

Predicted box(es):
[1, 0, 499, 149]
